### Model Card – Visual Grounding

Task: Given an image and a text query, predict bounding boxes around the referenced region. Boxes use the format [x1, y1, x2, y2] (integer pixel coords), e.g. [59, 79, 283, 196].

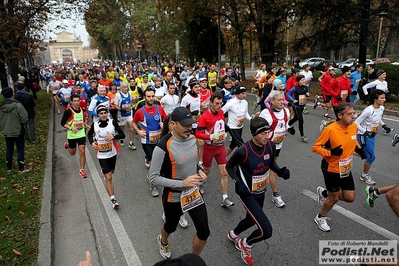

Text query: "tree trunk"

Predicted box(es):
[237, 34, 245, 80]
[357, 0, 371, 65]
[256, 22, 277, 67]
[0, 52, 7, 88]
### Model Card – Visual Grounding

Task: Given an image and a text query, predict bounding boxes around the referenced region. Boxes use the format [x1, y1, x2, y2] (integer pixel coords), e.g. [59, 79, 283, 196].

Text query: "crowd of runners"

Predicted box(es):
[12, 58, 399, 266]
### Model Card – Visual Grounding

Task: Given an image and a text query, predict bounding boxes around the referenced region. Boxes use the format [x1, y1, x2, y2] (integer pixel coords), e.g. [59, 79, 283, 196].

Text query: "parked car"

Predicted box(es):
[372, 58, 391, 64]
[391, 61, 399, 66]
[365, 59, 374, 66]
[298, 57, 325, 68]
[310, 60, 337, 72]
[337, 58, 357, 69]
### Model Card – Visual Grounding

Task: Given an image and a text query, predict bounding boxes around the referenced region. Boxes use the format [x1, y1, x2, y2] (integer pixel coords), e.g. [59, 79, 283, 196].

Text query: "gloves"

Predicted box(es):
[210, 132, 220, 140]
[278, 167, 290, 180]
[382, 124, 391, 133]
[364, 131, 377, 138]
[350, 84, 354, 88]
[336, 96, 342, 101]
[235, 180, 251, 196]
[120, 109, 127, 114]
[330, 145, 343, 156]
[352, 90, 358, 95]
[355, 146, 366, 160]
[287, 102, 293, 107]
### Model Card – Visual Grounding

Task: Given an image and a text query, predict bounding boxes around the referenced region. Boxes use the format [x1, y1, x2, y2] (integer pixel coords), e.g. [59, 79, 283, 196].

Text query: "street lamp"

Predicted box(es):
[376, 12, 387, 60]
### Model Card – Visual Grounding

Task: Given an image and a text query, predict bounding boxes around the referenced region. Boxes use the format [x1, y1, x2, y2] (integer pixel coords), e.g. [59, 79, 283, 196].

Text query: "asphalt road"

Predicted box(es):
[51, 93, 399, 266]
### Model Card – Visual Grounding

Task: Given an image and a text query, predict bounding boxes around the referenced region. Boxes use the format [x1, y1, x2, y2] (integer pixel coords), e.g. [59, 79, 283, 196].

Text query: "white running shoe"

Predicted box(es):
[317, 186, 327, 206]
[314, 214, 331, 232]
[157, 234, 171, 259]
[272, 194, 285, 208]
[360, 174, 376, 185]
[179, 214, 188, 228]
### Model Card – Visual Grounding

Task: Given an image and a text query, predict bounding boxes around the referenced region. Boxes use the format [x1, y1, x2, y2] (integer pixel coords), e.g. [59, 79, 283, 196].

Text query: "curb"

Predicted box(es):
[38, 100, 55, 266]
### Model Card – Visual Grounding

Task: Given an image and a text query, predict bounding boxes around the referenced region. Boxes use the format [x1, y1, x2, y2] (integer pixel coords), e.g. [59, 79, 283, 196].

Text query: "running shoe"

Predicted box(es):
[314, 214, 331, 232]
[313, 96, 319, 109]
[383, 127, 395, 135]
[157, 234, 171, 259]
[365, 185, 379, 207]
[360, 174, 376, 185]
[300, 136, 309, 143]
[120, 140, 124, 147]
[303, 108, 309, 114]
[221, 197, 234, 207]
[235, 238, 254, 265]
[64, 141, 69, 149]
[17, 168, 30, 173]
[323, 114, 332, 120]
[272, 193, 285, 208]
[111, 198, 119, 209]
[317, 186, 327, 206]
[253, 102, 258, 111]
[179, 214, 188, 228]
[128, 142, 137, 150]
[287, 127, 295, 135]
[392, 134, 399, 147]
[150, 184, 159, 197]
[79, 169, 88, 178]
[320, 120, 328, 132]
[199, 183, 205, 195]
[57, 110, 60, 115]
[144, 156, 150, 169]
[227, 230, 240, 244]
[5, 169, 12, 173]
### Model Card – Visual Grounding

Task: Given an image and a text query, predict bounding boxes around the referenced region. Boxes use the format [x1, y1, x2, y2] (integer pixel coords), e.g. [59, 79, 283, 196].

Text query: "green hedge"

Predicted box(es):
[364, 64, 399, 97]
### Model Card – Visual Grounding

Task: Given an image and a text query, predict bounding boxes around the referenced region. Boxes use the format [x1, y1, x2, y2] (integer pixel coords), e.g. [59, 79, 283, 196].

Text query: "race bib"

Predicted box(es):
[193, 114, 200, 121]
[73, 119, 84, 129]
[237, 115, 245, 127]
[339, 156, 353, 178]
[122, 103, 131, 111]
[131, 96, 139, 104]
[298, 95, 306, 105]
[272, 131, 286, 144]
[180, 186, 204, 212]
[64, 95, 70, 102]
[98, 139, 112, 153]
[252, 171, 270, 193]
[149, 129, 162, 144]
[371, 121, 379, 132]
[212, 130, 226, 146]
[340, 90, 348, 99]
[210, 77, 216, 84]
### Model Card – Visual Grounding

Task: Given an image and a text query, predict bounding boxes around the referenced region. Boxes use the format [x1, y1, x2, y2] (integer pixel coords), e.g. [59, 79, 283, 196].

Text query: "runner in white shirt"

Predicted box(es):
[180, 79, 201, 132]
[222, 87, 251, 156]
[160, 83, 180, 115]
[47, 75, 63, 114]
[300, 64, 313, 114]
[362, 69, 389, 96]
[259, 90, 290, 208]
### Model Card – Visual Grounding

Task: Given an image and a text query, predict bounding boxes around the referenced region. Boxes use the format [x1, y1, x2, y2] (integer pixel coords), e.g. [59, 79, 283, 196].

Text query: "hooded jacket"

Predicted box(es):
[0, 98, 28, 137]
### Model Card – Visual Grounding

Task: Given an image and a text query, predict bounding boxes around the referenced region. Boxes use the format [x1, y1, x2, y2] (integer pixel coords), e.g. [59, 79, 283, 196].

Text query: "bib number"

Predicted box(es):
[339, 156, 353, 178]
[73, 119, 84, 129]
[298, 95, 306, 105]
[273, 132, 286, 144]
[237, 115, 245, 127]
[149, 129, 162, 144]
[180, 186, 204, 212]
[371, 121, 379, 132]
[98, 140, 112, 153]
[252, 171, 269, 193]
[340, 90, 348, 99]
[122, 103, 131, 111]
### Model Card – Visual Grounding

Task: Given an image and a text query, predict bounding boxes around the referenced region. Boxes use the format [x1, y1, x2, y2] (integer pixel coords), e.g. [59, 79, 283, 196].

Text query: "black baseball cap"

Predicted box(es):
[171, 107, 195, 126]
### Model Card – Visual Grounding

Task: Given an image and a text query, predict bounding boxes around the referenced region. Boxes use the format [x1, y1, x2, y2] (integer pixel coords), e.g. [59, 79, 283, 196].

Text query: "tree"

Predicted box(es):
[0, 0, 86, 87]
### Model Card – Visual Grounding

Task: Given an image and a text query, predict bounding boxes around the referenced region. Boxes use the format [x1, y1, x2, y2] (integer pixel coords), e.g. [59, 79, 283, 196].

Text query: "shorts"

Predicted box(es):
[323, 95, 332, 103]
[357, 134, 376, 164]
[99, 155, 117, 174]
[118, 115, 132, 126]
[322, 169, 355, 193]
[67, 136, 86, 149]
[162, 196, 210, 241]
[210, 85, 217, 93]
[203, 144, 227, 167]
[229, 128, 244, 150]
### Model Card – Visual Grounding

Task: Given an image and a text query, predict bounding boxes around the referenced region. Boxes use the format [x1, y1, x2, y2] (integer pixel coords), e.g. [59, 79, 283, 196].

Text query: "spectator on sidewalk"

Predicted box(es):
[14, 83, 36, 143]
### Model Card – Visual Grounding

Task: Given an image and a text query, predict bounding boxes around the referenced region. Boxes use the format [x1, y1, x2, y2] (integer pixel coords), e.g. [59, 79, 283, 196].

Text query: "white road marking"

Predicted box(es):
[302, 189, 399, 241]
[86, 148, 143, 266]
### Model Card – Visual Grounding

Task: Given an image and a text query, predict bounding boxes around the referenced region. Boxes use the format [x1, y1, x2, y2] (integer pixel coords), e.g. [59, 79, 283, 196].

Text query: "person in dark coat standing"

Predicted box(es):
[14, 83, 36, 142]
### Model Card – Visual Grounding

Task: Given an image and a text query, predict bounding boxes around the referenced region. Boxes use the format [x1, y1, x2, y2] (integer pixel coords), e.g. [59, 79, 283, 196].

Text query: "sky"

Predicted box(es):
[48, 19, 90, 47]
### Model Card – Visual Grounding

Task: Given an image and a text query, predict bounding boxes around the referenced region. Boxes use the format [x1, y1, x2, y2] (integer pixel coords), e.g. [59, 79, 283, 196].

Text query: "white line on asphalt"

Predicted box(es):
[302, 189, 399, 241]
[86, 148, 143, 266]
[383, 117, 399, 123]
